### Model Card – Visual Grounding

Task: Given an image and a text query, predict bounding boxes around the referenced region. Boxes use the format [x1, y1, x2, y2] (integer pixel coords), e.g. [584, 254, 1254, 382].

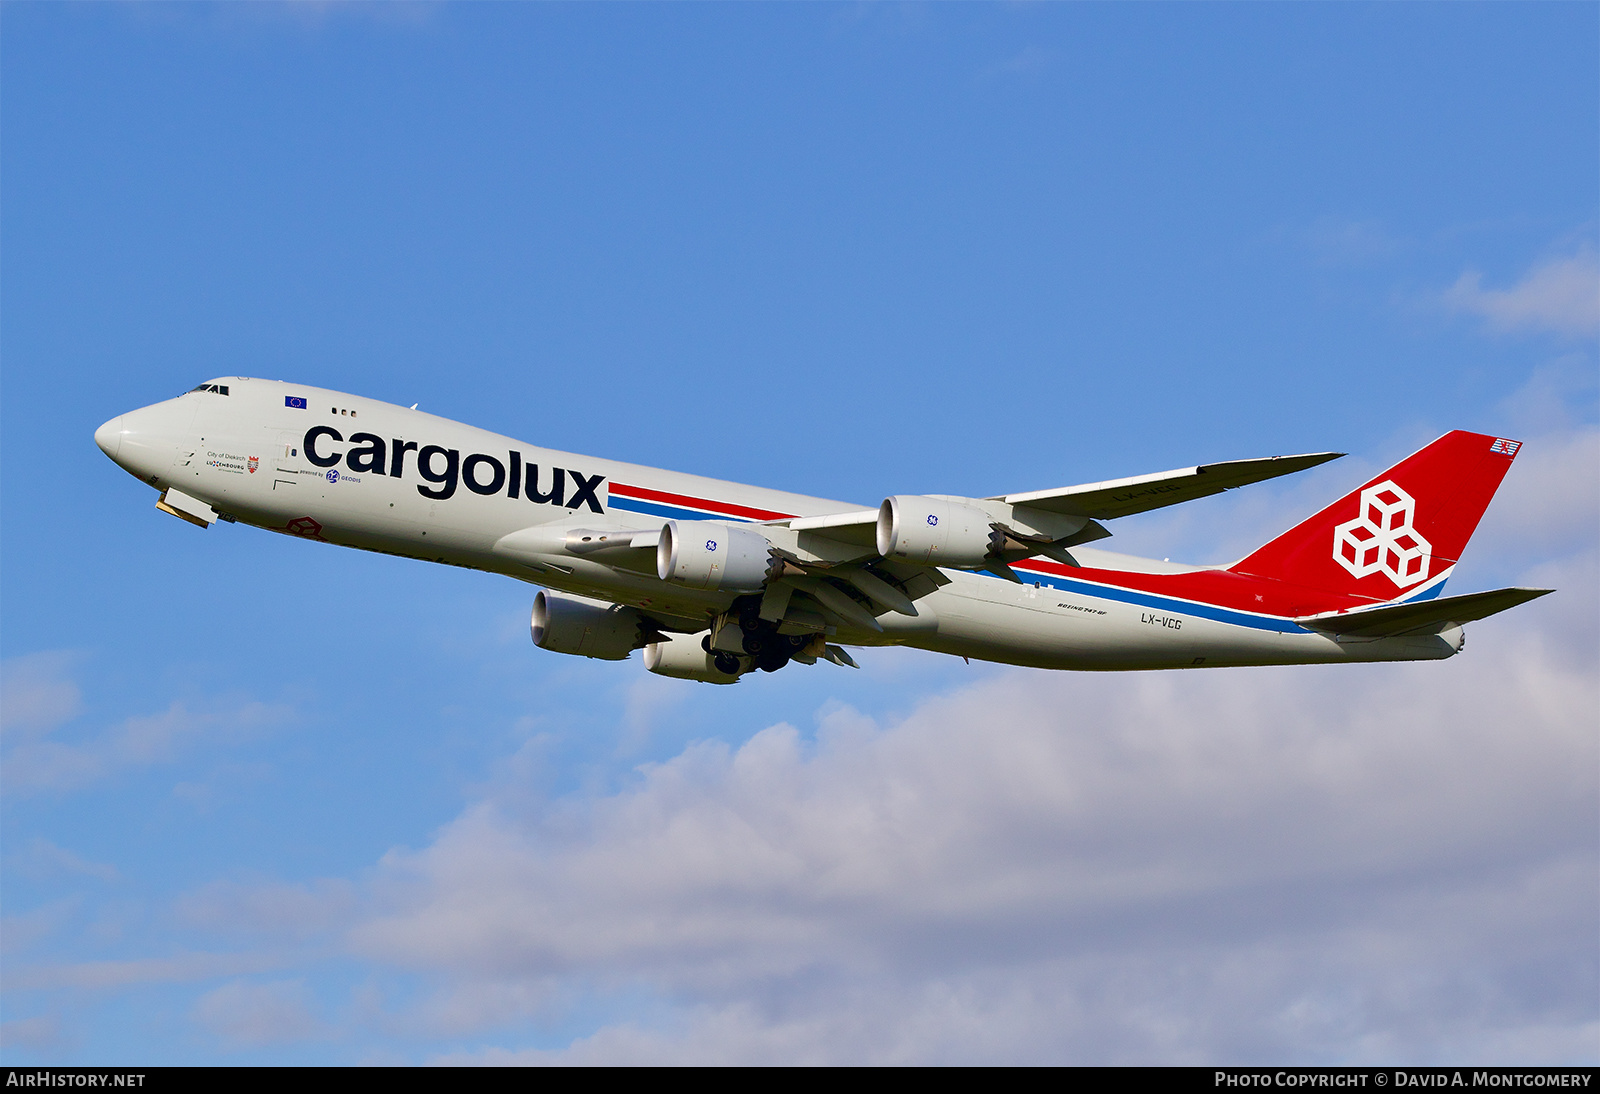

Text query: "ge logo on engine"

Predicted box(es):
[1332, 480, 1432, 588]
[927, 515, 938, 526]
[705, 540, 718, 551]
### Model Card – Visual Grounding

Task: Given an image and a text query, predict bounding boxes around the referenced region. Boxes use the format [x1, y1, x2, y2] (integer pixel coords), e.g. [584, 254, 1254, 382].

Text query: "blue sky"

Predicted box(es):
[2, 2, 1595, 1064]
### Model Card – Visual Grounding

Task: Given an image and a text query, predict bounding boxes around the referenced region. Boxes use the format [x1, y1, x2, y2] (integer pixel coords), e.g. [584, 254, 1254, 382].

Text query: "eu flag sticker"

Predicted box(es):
[285, 396, 307, 409]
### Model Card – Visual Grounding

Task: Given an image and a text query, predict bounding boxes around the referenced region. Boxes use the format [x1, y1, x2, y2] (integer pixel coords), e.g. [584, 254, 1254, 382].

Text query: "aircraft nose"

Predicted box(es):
[95, 415, 125, 460]
[95, 399, 196, 482]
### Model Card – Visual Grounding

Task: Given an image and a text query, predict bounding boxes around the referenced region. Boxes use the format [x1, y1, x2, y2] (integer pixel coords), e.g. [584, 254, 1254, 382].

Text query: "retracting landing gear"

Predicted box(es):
[698, 593, 862, 679]
[700, 595, 820, 676]
[737, 599, 811, 672]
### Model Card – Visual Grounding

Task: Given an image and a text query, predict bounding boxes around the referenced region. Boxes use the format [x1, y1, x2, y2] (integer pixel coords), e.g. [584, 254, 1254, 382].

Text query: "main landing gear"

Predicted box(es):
[702, 596, 815, 675]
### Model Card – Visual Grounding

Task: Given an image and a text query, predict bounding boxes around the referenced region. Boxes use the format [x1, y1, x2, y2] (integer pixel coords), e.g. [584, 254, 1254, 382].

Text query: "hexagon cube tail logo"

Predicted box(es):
[1332, 480, 1431, 588]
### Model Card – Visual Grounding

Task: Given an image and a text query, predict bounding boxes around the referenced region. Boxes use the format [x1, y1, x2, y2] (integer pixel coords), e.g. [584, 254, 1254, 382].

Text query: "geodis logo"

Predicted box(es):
[301, 427, 606, 513]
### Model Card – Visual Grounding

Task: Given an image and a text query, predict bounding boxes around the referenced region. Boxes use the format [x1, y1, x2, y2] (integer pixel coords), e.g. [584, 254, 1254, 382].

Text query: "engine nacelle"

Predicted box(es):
[530, 591, 643, 661]
[876, 496, 998, 568]
[644, 633, 741, 684]
[657, 520, 773, 592]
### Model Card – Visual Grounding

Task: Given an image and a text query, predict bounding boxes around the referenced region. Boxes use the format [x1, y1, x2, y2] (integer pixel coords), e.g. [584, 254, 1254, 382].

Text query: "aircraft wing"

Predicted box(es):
[993, 451, 1344, 520]
[751, 450, 1343, 589]
[777, 509, 881, 548]
[752, 450, 1344, 545]
[1296, 587, 1554, 637]
[492, 450, 1348, 635]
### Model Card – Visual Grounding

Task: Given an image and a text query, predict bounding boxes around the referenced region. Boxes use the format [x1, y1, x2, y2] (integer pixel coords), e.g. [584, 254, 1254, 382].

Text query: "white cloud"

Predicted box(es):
[0, 900, 79, 957]
[0, 652, 82, 741]
[7, 951, 282, 992]
[1464, 425, 1599, 586]
[1444, 247, 1600, 338]
[177, 877, 357, 944]
[0, 692, 293, 796]
[0, 1015, 64, 1054]
[193, 979, 321, 1049]
[327, 576, 1594, 1063]
[1301, 218, 1407, 266]
[20, 838, 120, 883]
[618, 672, 690, 755]
[1496, 357, 1600, 436]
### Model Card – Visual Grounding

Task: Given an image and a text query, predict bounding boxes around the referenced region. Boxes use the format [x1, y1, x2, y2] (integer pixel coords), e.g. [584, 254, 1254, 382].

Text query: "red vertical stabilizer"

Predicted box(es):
[1230, 431, 1521, 603]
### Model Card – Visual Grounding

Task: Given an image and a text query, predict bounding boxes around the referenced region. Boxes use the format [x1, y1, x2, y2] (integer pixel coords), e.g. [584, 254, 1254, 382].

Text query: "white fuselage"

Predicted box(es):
[96, 379, 1457, 671]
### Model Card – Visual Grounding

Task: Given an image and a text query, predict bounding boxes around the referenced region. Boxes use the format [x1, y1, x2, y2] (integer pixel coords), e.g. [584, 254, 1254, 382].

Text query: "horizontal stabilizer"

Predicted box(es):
[996, 452, 1344, 520]
[1296, 587, 1553, 637]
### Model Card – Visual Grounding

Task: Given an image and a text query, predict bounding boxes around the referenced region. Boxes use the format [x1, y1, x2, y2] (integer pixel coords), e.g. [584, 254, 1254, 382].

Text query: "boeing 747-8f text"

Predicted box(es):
[95, 379, 1551, 683]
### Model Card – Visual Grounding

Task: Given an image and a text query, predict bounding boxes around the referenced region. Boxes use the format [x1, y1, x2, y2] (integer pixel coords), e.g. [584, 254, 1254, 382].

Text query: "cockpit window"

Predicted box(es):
[188, 383, 230, 395]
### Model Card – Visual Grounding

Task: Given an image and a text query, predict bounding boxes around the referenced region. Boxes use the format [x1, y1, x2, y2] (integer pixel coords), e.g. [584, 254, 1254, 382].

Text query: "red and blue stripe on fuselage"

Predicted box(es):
[605, 427, 1526, 637]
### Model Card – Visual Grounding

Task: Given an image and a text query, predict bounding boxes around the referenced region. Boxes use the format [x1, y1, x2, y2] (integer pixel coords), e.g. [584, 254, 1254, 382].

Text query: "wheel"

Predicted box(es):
[742, 633, 765, 655]
[757, 649, 789, 673]
[713, 652, 740, 676]
[701, 635, 713, 653]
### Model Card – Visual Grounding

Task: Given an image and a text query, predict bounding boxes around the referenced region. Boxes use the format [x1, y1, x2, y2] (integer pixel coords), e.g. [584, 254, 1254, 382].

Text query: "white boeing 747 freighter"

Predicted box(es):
[96, 379, 1550, 683]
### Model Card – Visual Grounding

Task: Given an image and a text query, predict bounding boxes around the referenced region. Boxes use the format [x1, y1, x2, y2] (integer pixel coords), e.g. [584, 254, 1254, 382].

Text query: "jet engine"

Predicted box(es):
[876, 496, 999, 568]
[530, 590, 646, 661]
[657, 520, 773, 592]
[644, 632, 741, 684]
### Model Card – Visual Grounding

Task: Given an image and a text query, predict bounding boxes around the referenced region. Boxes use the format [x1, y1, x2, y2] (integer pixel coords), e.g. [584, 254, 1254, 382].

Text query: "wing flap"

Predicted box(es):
[997, 452, 1343, 520]
[1296, 587, 1553, 637]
